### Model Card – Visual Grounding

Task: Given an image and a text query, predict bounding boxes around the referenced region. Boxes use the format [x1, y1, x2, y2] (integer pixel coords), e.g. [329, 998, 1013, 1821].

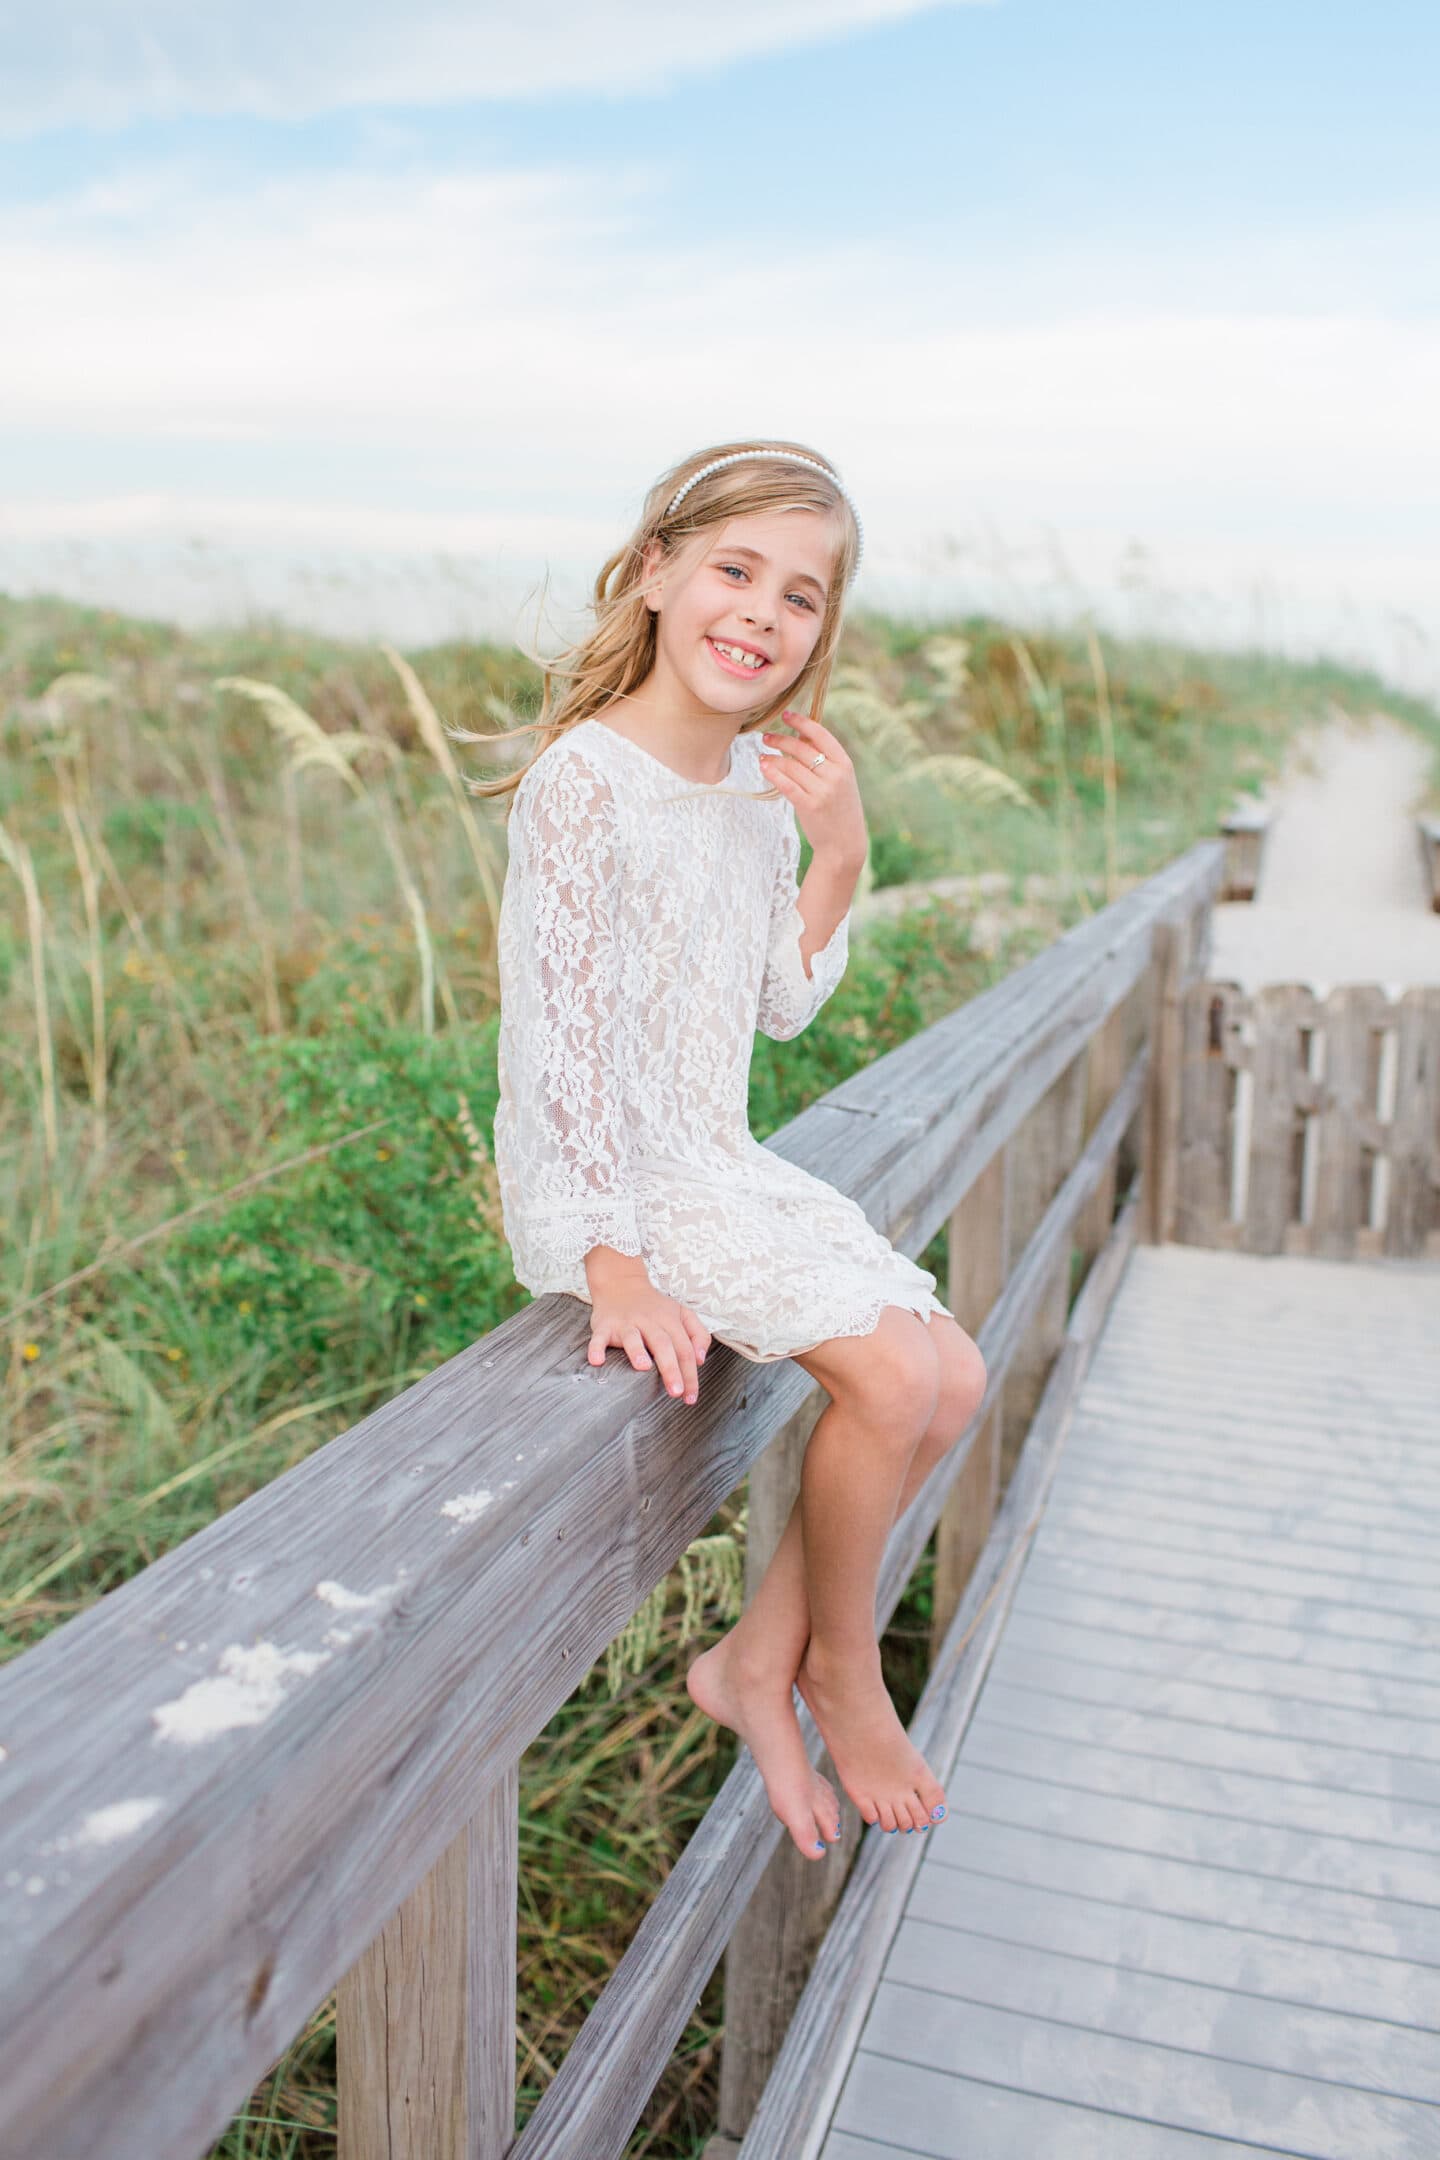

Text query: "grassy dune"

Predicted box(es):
[2, 587, 1433, 2157]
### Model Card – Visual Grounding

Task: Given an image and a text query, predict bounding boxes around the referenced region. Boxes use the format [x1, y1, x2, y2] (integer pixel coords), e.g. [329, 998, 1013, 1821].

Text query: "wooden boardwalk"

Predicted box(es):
[819, 1242, 1440, 2160]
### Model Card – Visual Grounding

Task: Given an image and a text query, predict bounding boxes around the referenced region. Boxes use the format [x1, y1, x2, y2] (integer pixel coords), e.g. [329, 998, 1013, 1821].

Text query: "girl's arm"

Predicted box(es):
[498, 750, 644, 1288]
[756, 806, 854, 1041]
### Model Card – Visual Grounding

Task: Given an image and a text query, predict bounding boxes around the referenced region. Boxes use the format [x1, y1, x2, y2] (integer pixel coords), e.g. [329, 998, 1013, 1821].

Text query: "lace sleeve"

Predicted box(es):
[755, 802, 850, 1042]
[494, 746, 644, 1296]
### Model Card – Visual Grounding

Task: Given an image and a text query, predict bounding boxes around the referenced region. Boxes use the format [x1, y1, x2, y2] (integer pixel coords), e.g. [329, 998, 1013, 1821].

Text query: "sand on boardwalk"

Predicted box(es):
[1208, 709, 1440, 993]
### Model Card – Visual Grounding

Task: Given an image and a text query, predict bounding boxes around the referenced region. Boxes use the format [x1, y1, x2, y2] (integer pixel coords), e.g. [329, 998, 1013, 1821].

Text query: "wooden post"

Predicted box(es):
[337, 1762, 519, 2160]
[1387, 987, 1440, 1257]
[1243, 983, 1320, 1255]
[1174, 979, 1243, 1248]
[930, 1149, 1010, 1654]
[716, 1393, 858, 2141]
[1140, 918, 1184, 1245]
[1077, 1006, 1128, 1266]
[1000, 1050, 1088, 1481]
[1311, 986, 1386, 1259]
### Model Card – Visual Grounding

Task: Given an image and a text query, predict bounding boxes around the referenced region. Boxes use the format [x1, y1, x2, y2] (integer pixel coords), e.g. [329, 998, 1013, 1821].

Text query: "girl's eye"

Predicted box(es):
[718, 563, 815, 612]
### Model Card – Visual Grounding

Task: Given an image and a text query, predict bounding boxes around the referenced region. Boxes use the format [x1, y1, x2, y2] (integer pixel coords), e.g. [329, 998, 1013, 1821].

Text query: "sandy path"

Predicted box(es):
[1207, 710, 1440, 992]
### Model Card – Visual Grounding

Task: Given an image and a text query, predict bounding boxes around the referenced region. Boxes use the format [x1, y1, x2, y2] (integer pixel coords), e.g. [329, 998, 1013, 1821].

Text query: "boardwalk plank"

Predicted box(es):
[1001, 1605, 1440, 1721]
[1019, 1553, 1440, 1651]
[973, 1675, 1440, 1805]
[919, 1809, 1440, 1963]
[1057, 1439, 1440, 1517]
[1020, 1527, 1440, 1620]
[1042, 1465, 1440, 1549]
[827, 2070, 1297, 2159]
[963, 1719, 1440, 1851]
[899, 1861, 1440, 2027]
[855, 1983, 1440, 2158]
[988, 1641, 1440, 1761]
[1010, 1581, 1440, 1688]
[884, 1917, 1440, 2099]
[1039, 1495, 1440, 1587]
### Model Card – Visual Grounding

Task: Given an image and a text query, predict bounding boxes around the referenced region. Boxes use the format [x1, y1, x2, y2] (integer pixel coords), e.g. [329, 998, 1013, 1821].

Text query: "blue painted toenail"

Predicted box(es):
[814, 1841, 825, 1852]
[932, 1805, 946, 1820]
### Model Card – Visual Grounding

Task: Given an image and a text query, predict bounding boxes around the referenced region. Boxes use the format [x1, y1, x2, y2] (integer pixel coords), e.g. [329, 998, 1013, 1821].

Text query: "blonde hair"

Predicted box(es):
[460, 438, 860, 815]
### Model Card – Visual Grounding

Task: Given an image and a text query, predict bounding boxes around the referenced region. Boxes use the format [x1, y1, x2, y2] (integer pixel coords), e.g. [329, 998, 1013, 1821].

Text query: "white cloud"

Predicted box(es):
[0, 0, 989, 137]
[7, 157, 1436, 511]
[3, 149, 1435, 694]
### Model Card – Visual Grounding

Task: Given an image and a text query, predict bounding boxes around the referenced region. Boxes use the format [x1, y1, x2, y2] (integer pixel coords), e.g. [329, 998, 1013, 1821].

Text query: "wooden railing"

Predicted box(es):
[1174, 980, 1440, 1259]
[0, 840, 1225, 2160]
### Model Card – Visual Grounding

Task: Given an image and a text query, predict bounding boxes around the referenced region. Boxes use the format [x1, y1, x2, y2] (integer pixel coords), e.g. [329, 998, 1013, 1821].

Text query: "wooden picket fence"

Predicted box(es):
[1175, 979, 1440, 1259]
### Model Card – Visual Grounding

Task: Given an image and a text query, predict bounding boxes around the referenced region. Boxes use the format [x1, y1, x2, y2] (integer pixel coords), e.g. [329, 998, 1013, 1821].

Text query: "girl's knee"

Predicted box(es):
[852, 1308, 942, 1437]
[927, 1325, 988, 1449]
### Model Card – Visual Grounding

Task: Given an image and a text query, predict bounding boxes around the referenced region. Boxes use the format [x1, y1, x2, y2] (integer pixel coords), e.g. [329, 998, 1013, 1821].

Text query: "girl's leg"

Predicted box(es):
[687, 1310, 985, 1854]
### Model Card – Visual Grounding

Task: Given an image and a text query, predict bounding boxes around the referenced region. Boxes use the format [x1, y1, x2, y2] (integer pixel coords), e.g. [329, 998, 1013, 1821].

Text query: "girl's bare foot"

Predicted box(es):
[686, 1636, 845, 1860]
[796, 1642, 946, 1835]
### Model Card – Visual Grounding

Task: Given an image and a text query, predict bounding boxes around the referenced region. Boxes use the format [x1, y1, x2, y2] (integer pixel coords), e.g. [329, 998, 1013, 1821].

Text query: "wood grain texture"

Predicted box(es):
[1002, 1051, 1088, 1472]
[337, 1760, 518, 2159]
[1388, 986, 1440, 1256]
[930, 1148, 1008, 1652]
[1080, 1002, 1129, 1260]
[1140, 917, 1186, 1244]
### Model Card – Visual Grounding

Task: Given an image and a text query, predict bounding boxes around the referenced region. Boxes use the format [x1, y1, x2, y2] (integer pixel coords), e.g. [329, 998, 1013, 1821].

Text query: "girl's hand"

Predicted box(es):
[587, 1273, 712, 1405]
[759, 710, 868, 870]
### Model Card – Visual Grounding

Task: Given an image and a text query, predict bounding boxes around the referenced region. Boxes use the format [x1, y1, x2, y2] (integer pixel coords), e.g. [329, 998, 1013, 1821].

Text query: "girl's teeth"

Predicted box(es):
[712, 640, 766, 669]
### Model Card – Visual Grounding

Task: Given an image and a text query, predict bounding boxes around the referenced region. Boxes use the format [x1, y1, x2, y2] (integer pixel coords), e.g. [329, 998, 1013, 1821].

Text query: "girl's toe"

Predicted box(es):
[916, 1773, 947, 1820]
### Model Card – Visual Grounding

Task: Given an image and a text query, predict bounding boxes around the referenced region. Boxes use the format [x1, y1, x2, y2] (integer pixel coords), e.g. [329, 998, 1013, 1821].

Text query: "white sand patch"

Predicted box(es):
[76, 1797, 165, 1846]
[441, 1488, 495, 1525]
[152, 1642, 331, 1745]
[43, 1797, 165, 1854]
[315, 1579, 395, 1611]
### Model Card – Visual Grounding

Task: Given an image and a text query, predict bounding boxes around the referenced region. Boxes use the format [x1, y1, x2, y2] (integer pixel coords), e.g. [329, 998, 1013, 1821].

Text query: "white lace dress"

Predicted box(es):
[492, 716, 953, 1363]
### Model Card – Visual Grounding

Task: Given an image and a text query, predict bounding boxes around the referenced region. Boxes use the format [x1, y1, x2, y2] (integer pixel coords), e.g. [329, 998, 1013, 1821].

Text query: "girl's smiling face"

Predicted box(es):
[642, 507, 839, 718]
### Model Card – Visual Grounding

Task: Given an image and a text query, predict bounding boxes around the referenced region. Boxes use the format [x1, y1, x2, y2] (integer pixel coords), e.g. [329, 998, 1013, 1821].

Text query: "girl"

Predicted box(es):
[478, 441, 988, 1861]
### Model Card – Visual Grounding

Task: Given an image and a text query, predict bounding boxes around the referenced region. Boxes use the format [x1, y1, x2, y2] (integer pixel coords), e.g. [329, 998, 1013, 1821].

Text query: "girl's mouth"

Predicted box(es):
[706, 635, 771, 680]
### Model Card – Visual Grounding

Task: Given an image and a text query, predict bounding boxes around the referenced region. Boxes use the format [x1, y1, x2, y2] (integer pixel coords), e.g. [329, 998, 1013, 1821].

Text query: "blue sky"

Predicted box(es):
[4, 1, 1437, 684]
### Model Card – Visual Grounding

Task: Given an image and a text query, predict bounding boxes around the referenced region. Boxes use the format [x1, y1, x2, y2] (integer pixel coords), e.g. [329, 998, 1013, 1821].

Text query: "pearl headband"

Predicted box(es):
[664, 450, 864, 580]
